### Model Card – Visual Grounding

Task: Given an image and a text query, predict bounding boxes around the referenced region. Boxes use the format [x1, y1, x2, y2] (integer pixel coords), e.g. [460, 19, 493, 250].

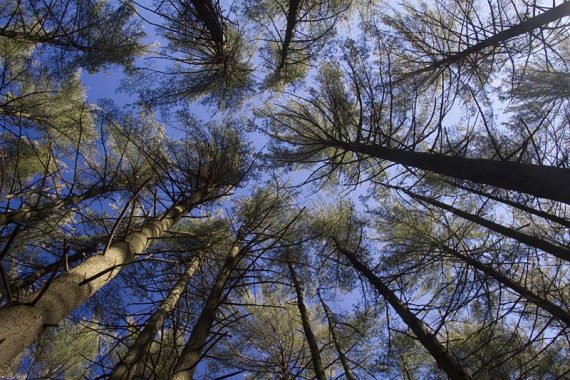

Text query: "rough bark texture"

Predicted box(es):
[0, 196, 200, 365]
[109, 256, 201, 380]
[439, 244, 570, 326]
[332, 140, 570, 203]
[288, 260, 327, 380]
[170, 245, 240, 380]
[334, 242, 472, 380]
[402, 188, 570, 262]
[9, 252, 87, 296]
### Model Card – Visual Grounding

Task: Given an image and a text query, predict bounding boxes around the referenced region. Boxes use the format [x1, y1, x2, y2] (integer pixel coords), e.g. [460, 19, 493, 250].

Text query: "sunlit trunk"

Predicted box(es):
[0, 194, 202, 365]
[109, 256, 202, 380]
[171, 244, 240, 380]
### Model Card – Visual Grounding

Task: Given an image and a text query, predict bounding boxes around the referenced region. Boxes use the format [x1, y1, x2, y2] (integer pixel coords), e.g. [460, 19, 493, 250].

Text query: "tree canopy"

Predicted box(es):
[0, 0, 568, 379]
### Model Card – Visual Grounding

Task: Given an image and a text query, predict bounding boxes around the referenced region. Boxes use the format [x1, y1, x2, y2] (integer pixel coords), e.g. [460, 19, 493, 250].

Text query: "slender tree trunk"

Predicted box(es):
[288, 260, 327, 380]
[171, 244, 240, 380]
[318, 292, 355, 380]
[401, 2, 570, 77]
[0, 194, 203, 365]
[0, 186, 112, 227]
[449, 181, 570, 228]
[109, 256, 202, 380]
[437, 243, 570, 326]
[398, 187, 570, 262]
[331, 140, 570, 203]
[278, 0, 302, 71]
[333, 241, 472, 380]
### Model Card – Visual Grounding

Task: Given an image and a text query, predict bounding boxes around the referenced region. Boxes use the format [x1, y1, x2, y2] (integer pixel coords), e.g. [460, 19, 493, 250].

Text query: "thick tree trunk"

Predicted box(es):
[109, 256, 201, 380]
[450, 181, 570, 228]
[332, 140, 570, 203]
[318, 292, 355, 380]
[333, 241, 472, 380]
[9, 252, 87, 296]
[0, 186, 112, 227]
[288, 260, 327, 380]
[170, 244, 240, 380]
[399, 187, 570, 262]
[438, 243, 570, 326]
[403, 2, 570, 77]
[0, 194, 203, 366]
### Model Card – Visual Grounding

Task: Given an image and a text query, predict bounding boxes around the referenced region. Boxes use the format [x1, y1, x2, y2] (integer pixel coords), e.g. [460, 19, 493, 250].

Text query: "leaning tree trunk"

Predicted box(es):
[288, 260, 327, 380]
[398, 187, 570, 262]
[170, 244, 240, 380]
[0, 194, 204, 365]
[448, 181, 570, 228]
[331, 140, 570, 203]
[437, 243, 570, 326]
[333, 240, 472, 380]
[400, 2, 570, 77]
[318, 291, 355, 380]
[9, 251, 88, 296]
[109, 256, 202, 380]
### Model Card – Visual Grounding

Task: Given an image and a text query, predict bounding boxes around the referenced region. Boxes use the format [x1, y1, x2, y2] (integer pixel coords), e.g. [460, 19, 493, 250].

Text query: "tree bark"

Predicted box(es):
[277, 0, 302, 71]
[401, 2, 570, 77]
[0, 194, 203, 366]
[288, 260, 327, 380]
[189, 0, 225, 49]
[109, 256, 201, 380]
[331, 140, 570, 203]
[318, 292, 355, 380]
[438, 243, 570, 326]
[170, 244, 240, 380]
[8, 251, 87, 296]
[399, 187, 570, 262]
[333, 241, 472, 380]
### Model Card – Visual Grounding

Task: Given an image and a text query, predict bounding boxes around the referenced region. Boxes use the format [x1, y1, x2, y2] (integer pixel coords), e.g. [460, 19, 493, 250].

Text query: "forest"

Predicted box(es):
[0, 0, 569, 378]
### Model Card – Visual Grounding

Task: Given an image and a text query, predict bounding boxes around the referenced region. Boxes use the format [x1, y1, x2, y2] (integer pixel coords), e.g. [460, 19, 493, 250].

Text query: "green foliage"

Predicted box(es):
[28, 319, 104, 379]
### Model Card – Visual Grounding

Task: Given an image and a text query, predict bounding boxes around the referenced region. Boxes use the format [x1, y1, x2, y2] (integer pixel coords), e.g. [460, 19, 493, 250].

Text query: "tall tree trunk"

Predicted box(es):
[277, 0, 302, 72]
[318, 292, 355, 380]
[0, 194, 204, 365]
[171, 244, 240, 380]
[437, 243, 570, 326]
[400, 2, 570, 78]
[0, 185, 112, 227]
[331, 140, 570, 203]
[9, 252, 87, 296]
[333, 241, 472, 380]
[288, 260, 327, 380]
[449, 181, 570, 228]
[190, 0, 225, 49]
[109, 256, 202, 380]
[397, 186, 570, 262]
